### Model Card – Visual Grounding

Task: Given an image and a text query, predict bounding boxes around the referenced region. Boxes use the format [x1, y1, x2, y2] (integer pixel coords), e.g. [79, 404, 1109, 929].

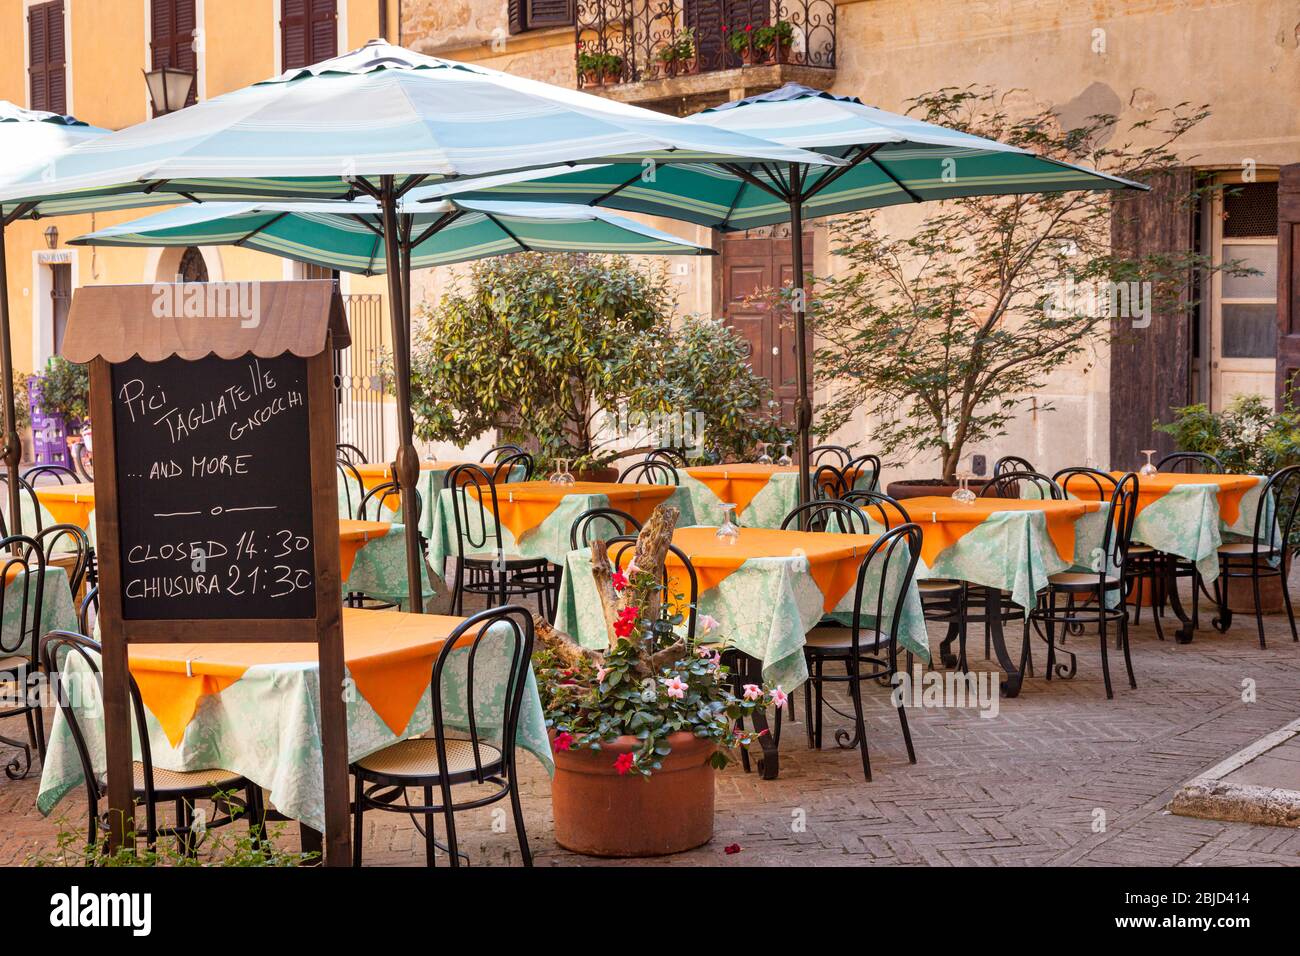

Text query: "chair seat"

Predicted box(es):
[1048, 571, 1121, 590]
[805, 625, 885, 652]
[1127, 545, 1156, 556]
[353, 737, 502, 780]
[463, 551, 540, 566]
[1218, 542, 1276, 557]
[0, 656, 30, 674]
[134, 762, 243, 794]
[918, 579, 962, 594]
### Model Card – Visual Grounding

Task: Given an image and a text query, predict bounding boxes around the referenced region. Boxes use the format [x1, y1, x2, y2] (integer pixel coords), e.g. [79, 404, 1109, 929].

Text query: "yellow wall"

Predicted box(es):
[2, 0, 393, 382]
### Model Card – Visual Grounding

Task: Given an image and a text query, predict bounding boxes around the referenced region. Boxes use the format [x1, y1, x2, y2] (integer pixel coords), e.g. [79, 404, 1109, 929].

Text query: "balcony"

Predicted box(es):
[575, 0, 835, 112]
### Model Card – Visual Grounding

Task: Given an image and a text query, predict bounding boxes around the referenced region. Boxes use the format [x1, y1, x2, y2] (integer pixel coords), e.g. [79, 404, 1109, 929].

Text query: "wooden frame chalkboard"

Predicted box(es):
[65, 281, 352, 865]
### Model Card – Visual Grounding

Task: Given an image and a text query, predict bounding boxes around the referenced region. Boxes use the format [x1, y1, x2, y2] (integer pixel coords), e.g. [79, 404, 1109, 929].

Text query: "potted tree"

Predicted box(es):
[536, 503, 782, 856]
[765, 87, 1231, 498]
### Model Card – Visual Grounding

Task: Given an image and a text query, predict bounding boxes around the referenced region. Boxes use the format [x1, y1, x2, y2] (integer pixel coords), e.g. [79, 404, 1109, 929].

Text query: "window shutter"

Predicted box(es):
[1276, 166, 1300, 407]
[508, 0, 526, 35]
[523, 0, 575, 29]
[28, 2, 66, 115]
[150, 0, 198, 111]
[282, 0, 336, 71]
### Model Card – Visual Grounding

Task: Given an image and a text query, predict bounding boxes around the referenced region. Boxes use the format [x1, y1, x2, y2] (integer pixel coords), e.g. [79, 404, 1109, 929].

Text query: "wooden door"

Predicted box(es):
[51, 263, 71, 355]
[716, 227, 812, 425]
[1277, 165, 1300, 407]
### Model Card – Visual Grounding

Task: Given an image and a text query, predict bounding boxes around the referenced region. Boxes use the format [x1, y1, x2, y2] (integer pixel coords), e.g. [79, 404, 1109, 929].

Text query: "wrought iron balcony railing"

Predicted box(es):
[575, 0, 835, 89]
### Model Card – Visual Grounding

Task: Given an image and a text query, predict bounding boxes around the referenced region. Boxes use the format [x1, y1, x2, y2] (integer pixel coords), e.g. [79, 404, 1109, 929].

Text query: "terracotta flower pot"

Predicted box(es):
[886, 477, 999, 500]
[551, 732, 716, 857]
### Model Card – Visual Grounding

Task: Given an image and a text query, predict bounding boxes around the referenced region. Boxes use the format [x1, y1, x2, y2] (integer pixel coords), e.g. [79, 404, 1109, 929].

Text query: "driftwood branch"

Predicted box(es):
[533, 613, 604, 669]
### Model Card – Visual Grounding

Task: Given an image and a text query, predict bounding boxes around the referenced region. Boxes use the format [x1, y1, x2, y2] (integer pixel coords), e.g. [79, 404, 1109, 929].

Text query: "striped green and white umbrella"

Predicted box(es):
[70, 197, 712, 272]
[446, 84, 1146, 506]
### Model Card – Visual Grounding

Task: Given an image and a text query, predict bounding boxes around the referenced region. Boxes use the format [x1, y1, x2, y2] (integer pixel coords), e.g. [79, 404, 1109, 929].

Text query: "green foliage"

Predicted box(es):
[407, 254, 778, 468]
[3, 380, 30, 433]
[656, 29, 695, 63]
[537, 565, 781, 776]
[788, 86, 1233, 481]
[1155, 396, 1300, 475]
[753, 20, 793, 52]
[36, 355, 90, 424]
[722, 24, 754, 55]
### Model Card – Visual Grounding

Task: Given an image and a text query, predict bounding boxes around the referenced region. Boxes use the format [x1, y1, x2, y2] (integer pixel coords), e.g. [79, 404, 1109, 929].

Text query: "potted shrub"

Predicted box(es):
[599, 53, 624, 85]
[577, 51, 603, 88]
[754, 21, 794, 64]
[1156, 396, 1300, 612]
[655, 30, 695, 78]
[722, 24, 755, 65]
[536, 504, 782, 856]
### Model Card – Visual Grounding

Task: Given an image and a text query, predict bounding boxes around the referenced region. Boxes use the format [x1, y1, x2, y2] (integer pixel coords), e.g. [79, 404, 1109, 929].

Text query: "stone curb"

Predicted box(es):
[1168, 718, 1300, 828]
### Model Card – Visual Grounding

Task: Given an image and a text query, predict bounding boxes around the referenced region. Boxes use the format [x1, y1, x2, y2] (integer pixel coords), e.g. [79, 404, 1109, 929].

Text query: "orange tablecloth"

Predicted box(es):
[685, 465, 795, 516]
[354, 460, 508, 493]
[1058, 472, 1259, 526]
[610, 526, 880, 613]
[128, 607, 477, 746]
[471, 480, 675, 542]
[337, 519, 390, 579]
[33, 482, 97, 528]
[902, 496, 1102, 567]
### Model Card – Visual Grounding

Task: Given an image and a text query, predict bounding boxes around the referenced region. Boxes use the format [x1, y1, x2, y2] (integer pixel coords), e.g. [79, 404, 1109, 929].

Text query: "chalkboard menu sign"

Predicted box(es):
[111, 353, 317, 619]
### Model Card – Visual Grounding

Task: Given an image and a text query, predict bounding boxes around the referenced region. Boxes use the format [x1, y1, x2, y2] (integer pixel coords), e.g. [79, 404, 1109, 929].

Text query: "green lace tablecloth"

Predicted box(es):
[1129, 476, 1269, 579]
[554, 535, 928, 691]
[36, 618, 553, 834]
[680, 467, 874, 530]
[345, 522, 440, 611]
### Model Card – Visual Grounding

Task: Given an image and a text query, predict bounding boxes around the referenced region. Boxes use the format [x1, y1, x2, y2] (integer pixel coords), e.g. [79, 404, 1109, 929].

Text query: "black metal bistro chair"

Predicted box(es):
[349, 605, 535, 868]
[605, 537, 700, 642]
[35, 522, 93, 607]
[350, 482, 427, 611]
[981, 469, 1062, 500]
[570, 507, 642, 550]
[0, 474, 43, 537]
[1029, 472, 1140, 699]
[618, 459, 679, 486]
[40, 630, 265, 855]
[812, 463, 847, 500]
[78, 585, 99, 636]
[1158, 452, 1223, 474]
[21, 463, 82, 486]
[1209, 464, 1300, 648]
[781, 499, 869, 535]
[646, 447, 689, 468]
[336, 458, 367, 519]
[335, 443, 369, 466]
[843, 454, 882, 493]
[992, 455, 1037, 478]
[445, 464, 553, 617]
[0, 534, 47, 775]
[801, 523, 924, 781]
[492, 451, 534, 484]
[810, 444, 851, 468]
[480, 443, 525, 463]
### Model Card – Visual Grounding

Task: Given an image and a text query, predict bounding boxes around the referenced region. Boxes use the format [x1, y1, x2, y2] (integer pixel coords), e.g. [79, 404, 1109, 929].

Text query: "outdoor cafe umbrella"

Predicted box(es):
[68, 196, 714, 274]
[0, 42, 839, 612]
[444, 84, 1148, 507]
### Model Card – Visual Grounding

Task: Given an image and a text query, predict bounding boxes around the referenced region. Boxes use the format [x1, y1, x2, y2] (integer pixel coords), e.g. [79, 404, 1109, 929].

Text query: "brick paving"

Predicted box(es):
[4, 583, 1300, 867]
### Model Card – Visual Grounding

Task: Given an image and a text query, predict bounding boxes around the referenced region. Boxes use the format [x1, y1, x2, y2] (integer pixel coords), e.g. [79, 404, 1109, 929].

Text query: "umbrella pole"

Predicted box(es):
[378, 177, 424, 613]
[0, 222, 23, 538]
[787, 166, 812, 517]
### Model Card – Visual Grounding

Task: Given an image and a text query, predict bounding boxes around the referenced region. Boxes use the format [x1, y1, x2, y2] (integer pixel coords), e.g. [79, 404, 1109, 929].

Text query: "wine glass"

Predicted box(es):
[951, 471, 976, 505]
[715, 502, 740, 544]
[776, 443, 793, 467]
[756, 441, 772, 466]
[1139, 449, 1158, 478]
[549, 457, 576, 486]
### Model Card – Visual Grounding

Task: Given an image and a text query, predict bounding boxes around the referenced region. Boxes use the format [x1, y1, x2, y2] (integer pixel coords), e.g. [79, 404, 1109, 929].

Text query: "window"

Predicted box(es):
[509, 0, 575, 35]
[150, 0, 199, 114]
[281, 0, 338, 71]
[28, 1, 66, 114]
[178, 247, 209, 283]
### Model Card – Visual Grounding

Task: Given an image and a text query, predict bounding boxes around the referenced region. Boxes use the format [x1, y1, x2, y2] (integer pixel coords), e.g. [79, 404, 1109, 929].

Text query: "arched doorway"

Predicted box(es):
[177, 246, 209, 283]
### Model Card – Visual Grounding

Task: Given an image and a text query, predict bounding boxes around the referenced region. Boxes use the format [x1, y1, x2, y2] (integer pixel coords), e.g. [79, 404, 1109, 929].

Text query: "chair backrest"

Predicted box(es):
[480, 443, 524, 464]
[570, 507, 642, 550]
[1101, 472, 1140, 573]
[844, 523, 923, 664]
[982, 470, 1062, 500]
[73, 443, 94, 483]
[336, 458, 365, 518]
[357, 480, 421, 524]
[35, 523, 92, 597]
[0, 534, 46, 664]
[446, 464, 506, 561]
[844, 454, 882, 493]
[619, 459, 679, 486]
[492, 451, 534, 483]
[607, 536, 700, 642]
[428, 605, 535, 789]
[842, 490, 912, 530]
[1158, 451, 1222, 474]
[646, 447, 688, 468]
[22, 463, 80, 486]
[1254, 464, 1300, 557]
[812, 463, 846, 500]
[992, 455, 1036, 478]
[0, 474, 43, 536]
[810, 444, 851, 468]
[79, 584, 99, 636]
[1053, 466, 1114, 503]
[781, 499, 869, 535]
[335, 443, 368, 466]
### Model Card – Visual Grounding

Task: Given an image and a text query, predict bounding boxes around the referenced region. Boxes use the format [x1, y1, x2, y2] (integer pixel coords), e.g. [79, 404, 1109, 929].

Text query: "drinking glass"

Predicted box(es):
[1139, 449, 1158, 478]
[756, 442, 772, 466]
[776, 443, 793, 467]
[549, 457, 576, 486]
[715, 502, 740, 544]
[951, 471, 976, 505]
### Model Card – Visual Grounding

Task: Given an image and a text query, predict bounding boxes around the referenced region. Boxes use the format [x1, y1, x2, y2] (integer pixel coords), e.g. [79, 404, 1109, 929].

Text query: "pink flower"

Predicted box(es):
[699, 614, 721, 634]
[614, 752, 636, 775]
[553, 731, 574, 752]
[661, 676, 688, 699]
[742, 684, 763, 702]
[771, 687, 788, 709]
[611, 569, 628, 591]
[596, 666, 610, 684]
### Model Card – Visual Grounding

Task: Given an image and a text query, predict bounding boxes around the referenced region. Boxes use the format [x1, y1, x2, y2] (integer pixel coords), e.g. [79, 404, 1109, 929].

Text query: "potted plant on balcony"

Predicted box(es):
[577, 51, 603, 88]
[722, 23, 755, 66]
[536, 503, 783, 856]
[655, 29, 696, 78]
[599, 53, 624, 85]
[755, 20, 794, 64]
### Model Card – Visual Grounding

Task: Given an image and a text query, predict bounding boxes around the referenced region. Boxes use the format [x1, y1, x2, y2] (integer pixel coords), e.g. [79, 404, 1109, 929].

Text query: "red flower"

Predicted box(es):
[613, 605, 640, 638]
[614, 752, 636, 775]
[612, 569, 628, 591]
[553, 731, 574, 752]
[744, 23, 753, 32]
[724, 843, 742, 854]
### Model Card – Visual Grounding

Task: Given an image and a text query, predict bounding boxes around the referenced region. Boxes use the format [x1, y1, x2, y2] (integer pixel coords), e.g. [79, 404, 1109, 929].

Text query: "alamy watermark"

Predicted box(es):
[891, 665, 1000, 719]
[1044, 277, 1152, 328]
[151, 276, 261, 328]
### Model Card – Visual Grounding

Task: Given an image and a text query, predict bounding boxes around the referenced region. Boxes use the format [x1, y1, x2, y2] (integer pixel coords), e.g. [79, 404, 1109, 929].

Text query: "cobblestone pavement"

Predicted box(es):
[4, 587, 1300, 867]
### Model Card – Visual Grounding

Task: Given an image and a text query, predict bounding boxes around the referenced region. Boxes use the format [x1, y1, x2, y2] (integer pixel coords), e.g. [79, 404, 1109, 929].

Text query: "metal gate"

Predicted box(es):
[335, 293, 388, 463]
